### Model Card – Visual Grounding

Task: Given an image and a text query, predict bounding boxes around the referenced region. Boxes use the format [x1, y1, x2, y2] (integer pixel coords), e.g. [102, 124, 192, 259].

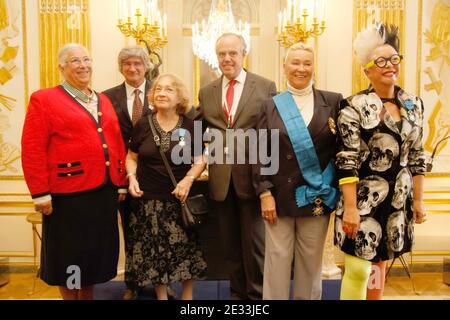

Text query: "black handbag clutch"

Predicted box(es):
[147, 115, 208, 231]
[181, 194, 209, 230]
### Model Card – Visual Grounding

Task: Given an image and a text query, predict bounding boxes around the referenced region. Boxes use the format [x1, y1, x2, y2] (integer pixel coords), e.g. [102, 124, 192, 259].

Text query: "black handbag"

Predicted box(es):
[147, 115, 208, 230]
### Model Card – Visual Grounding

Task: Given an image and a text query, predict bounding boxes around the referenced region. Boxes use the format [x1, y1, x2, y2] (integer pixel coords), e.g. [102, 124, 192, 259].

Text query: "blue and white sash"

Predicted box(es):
[273, 91, 339, 210]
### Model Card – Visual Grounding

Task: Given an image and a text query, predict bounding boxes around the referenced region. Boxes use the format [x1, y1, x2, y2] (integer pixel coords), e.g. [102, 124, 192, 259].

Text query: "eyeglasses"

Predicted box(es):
[66, 57, 92, 67]
[365, 54, 403, 69]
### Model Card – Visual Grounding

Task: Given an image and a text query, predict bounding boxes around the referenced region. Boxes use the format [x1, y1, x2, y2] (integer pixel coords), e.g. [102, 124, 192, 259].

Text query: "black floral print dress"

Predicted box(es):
[127, 198, 207, 286]
[334, 86, 426, 262]
[127, 114, 207, 286]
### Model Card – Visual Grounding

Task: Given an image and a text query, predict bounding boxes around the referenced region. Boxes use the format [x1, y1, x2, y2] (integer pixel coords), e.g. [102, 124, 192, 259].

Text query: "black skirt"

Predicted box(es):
[40, 184, 119, 287]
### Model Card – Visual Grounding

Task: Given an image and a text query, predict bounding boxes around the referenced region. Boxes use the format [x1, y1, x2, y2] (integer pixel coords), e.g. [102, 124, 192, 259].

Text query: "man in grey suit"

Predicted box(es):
[195, 33, 277, 299]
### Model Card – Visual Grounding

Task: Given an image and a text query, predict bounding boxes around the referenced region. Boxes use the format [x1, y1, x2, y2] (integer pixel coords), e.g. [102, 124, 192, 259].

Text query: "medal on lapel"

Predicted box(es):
[313, 198, 325, 216]
[404, 99, 414, 110]
[178, 128, 186, 147]
[328, 117, 337, 135]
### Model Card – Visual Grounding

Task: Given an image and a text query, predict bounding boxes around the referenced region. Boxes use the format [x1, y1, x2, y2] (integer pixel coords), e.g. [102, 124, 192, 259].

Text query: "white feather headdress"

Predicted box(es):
[354, 23, 400, 68]
[353, 23, 385, 67]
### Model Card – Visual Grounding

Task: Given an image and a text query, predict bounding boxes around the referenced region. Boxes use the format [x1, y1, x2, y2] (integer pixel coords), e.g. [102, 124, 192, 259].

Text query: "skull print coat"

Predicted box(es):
[334, 86, 426, 262]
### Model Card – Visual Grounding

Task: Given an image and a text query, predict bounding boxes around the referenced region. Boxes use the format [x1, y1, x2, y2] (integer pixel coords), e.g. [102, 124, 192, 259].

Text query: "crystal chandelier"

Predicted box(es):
[192, 0, 251, 70]
[277, 0, 326, 47]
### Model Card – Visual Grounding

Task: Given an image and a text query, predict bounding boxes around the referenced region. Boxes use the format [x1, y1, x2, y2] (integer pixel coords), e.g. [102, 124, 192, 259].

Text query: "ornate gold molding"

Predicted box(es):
[424, 190, 450, 194]
[0, 202, 34, 208]
[416, 0, 423, 96]
[425, 172, 450, 178]
[0, 212, 31, 216]
[194, 55, 200, 106]
[0, 252, 34, 258]
[22, 0, 29, 105]
[411, 251, 450, 256]
[423, 199, 450, 205]
[0, 176, 24, 180]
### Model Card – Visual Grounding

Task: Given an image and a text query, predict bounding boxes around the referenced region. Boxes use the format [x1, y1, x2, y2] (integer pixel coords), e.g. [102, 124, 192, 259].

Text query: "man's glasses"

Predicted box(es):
[365, 54, 403, 69]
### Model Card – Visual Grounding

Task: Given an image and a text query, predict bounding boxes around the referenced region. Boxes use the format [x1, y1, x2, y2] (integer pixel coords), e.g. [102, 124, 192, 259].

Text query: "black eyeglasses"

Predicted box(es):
[365, 54, 403, 69]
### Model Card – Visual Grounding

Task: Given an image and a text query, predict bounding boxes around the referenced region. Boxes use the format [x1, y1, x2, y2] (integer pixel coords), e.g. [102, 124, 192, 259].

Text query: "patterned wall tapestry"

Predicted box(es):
[418, 0, 449, 173]
[0, 0, 27, 179]
[352, 0, 405, 94]
[39, 0, 91, 88]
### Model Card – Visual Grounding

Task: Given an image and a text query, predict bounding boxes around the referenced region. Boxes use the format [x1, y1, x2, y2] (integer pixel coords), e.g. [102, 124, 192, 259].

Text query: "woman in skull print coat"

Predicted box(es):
[335, 23, 427, 300]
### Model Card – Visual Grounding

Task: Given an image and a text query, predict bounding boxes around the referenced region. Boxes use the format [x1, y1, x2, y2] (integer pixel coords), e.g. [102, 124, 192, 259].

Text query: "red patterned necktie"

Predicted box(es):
[224, 79, 236, 126]
[131, 88, 143, 126]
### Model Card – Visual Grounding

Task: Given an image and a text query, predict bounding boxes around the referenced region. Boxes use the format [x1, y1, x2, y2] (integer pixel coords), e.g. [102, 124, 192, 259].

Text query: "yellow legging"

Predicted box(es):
[340, 254, 372, 300]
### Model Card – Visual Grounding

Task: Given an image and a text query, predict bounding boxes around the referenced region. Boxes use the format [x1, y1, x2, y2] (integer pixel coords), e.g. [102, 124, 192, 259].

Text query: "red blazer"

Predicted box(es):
[22, 86, 127, 198]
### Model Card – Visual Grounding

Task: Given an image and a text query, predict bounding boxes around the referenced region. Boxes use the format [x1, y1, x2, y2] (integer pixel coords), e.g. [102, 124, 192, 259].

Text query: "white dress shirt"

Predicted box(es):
[125, 80, 147, 118]
[221, 69, 247, 126]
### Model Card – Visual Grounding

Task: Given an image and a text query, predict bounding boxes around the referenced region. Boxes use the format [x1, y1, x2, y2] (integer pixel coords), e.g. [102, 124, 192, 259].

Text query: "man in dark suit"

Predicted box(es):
[194, 33, 277, 300]
[103, 45, 152, 300]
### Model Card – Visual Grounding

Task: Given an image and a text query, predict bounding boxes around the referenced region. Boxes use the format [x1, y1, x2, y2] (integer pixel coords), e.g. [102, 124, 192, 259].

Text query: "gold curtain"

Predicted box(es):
[352, 0, 405, 93]
[39, 0, 91, 88]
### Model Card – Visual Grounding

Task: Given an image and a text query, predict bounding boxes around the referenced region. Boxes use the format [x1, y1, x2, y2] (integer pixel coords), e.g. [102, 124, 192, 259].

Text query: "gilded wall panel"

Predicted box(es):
[0, 0, 28, 180]
[418, 0, 449, 173]
[39, 0, 91, 88]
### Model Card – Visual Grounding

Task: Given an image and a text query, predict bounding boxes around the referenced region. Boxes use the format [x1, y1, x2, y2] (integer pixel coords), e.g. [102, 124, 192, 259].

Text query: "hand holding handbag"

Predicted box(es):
[147, 115, 208, 230]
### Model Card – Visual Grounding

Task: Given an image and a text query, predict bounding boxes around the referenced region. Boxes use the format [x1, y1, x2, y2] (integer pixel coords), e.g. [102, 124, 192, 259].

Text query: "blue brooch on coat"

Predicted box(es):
[404, 99, 414, 110]
[178, 128, 186, 147]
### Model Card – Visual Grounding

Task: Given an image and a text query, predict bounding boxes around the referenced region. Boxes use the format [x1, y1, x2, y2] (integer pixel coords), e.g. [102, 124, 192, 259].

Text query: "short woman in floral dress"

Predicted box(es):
[335, 24, 427, 300]
[126, 74, 207, 300]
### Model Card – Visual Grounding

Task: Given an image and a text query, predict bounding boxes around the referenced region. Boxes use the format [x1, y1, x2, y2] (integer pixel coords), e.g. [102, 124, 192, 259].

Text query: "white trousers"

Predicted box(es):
[263, 214, 330, 300]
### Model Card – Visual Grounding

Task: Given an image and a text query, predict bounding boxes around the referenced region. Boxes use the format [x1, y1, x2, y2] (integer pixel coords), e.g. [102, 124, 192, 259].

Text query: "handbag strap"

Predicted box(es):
[147, 114, 179, 189]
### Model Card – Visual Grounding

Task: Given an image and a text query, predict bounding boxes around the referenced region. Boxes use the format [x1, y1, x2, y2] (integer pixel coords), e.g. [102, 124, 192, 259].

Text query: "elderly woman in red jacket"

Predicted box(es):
[21, 43, 127, 300]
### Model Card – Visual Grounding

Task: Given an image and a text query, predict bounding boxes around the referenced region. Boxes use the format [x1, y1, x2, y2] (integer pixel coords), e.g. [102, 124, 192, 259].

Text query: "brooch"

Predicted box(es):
[404, 99, 414, 110]
[328, 117, 337, 135]
[312, 198, 325, 216]
[178, 128, 186, 147]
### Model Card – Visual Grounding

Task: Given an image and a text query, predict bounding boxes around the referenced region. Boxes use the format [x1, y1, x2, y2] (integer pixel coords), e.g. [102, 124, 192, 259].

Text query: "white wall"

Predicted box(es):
[90, 0, 128, 91]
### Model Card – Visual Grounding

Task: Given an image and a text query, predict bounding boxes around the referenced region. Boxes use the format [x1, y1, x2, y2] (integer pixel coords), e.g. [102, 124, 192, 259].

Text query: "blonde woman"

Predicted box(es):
[254, 42, 343, 300]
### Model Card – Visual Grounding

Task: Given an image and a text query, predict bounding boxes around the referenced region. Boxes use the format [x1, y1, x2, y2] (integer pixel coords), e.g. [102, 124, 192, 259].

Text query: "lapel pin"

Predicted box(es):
[178, 128, 186, 147]
[404, 100, 414, 110]
[328, 117, 337, 135]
